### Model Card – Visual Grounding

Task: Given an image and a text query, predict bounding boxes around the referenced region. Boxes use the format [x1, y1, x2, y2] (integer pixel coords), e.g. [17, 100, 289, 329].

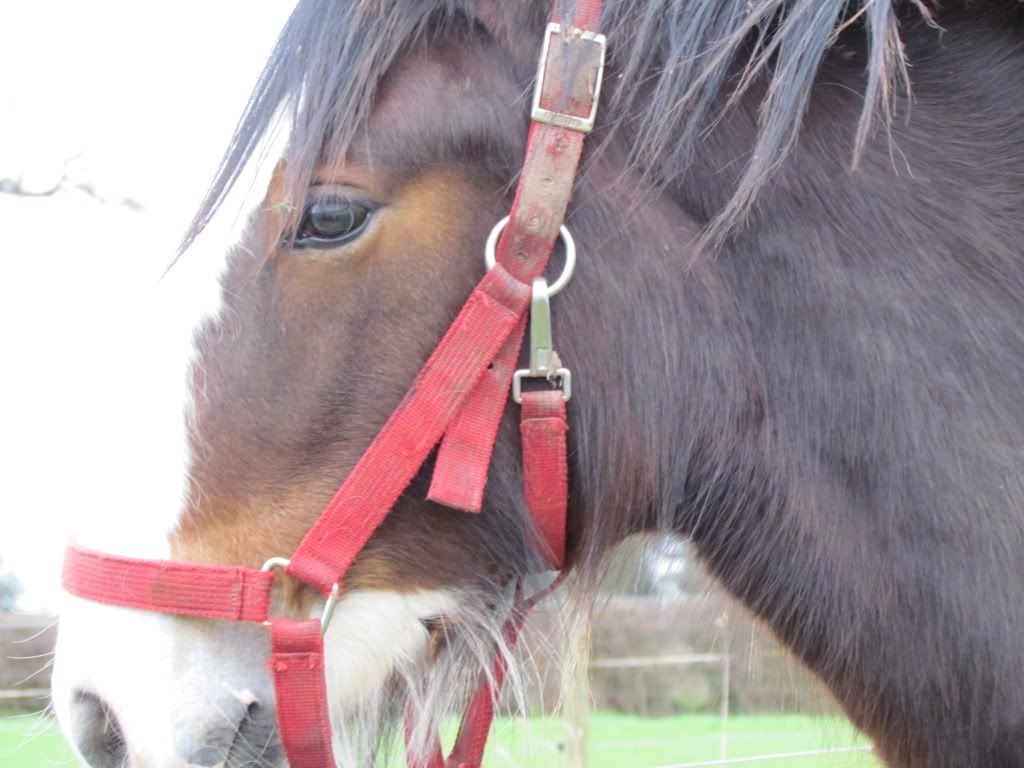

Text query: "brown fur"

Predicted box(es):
[175, 164, 515, 596]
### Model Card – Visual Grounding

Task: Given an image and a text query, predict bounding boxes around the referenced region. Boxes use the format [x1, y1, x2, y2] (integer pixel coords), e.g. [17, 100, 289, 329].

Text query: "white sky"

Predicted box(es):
[1, 1, 298, 609]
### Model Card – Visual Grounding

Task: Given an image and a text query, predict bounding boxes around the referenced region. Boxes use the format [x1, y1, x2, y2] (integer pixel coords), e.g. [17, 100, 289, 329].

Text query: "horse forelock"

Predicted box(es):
[182, 0, 933, 255]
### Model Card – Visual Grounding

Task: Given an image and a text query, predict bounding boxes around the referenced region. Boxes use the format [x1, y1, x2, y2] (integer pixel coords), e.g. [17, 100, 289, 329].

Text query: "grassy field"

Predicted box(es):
[0, 713, 76, 767]
[0, 712, 879, 767]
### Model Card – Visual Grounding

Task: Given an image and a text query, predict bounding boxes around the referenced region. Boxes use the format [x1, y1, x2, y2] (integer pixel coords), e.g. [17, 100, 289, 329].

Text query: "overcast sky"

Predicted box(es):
[1, 1, 297, 609]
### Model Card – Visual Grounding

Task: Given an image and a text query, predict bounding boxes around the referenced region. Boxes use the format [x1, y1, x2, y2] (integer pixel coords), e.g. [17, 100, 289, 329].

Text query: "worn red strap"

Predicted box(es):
[405, 585, 530, 768]
[520, 391, 569, 569]
[427, 317, 526, 512]
[428, 125, 586, 510]
[428, 0, 601, 514]
[427, 122, 582, 514]
[62, 545, 273, 622]
[287, 265, 531, 594]
[445, 615, 522, 768]
[416, 393, 569, 768]
[565, 0, 602, 31]
[494, 0, 602, 279]
[269, 619, 335, 767]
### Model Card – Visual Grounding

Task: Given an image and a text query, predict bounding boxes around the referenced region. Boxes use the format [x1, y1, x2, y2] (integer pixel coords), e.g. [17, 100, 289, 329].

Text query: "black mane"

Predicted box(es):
[185, 0, 932, 249]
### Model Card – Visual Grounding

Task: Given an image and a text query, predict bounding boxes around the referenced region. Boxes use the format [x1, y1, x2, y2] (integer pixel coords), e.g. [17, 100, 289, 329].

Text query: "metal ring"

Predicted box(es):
[260, 556, 340, 636]
[261, 556, 291, 572]
[320, 583, 341, 636]
[483, 215, 576, 296]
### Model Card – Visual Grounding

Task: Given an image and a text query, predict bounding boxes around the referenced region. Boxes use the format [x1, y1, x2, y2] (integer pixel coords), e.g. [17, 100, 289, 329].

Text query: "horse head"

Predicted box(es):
[53, 3, 628, 765]
[52, 1, 1024, 767]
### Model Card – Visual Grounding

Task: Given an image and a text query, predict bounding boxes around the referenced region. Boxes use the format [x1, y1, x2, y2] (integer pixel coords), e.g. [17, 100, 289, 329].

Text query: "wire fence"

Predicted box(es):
[0, 609, 877, 767]
[589, 654, 732, 762]
[489, 643, 880, 768]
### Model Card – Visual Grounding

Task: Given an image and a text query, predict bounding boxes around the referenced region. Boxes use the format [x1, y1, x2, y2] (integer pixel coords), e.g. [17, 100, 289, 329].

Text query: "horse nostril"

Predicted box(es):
[178, 697, 281, 768]
[227, 701, 283, 767]
[69, 689, 127, 768]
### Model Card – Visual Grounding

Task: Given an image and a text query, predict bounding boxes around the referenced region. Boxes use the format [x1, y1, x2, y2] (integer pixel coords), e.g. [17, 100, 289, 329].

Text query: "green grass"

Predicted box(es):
[0, 712, 879, 767]
[0, 714, 77, 766]
[481, 713, 879, 768]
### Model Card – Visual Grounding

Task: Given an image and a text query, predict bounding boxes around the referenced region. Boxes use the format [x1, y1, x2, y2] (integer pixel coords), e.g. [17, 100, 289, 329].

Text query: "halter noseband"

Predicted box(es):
[62, 3, 605, 766]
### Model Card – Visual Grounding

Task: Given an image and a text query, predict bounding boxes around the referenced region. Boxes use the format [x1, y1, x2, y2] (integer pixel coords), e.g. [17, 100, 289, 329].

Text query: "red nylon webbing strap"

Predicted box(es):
[269, 619, 335, 767]
[427, 317, 526, 512]
[62, 544, 273, 622]
[287, 264, 531, 594]
[415, 573, 568, 768]
[429, 0, 603, 512]
[444, 644, 507, 768]
[520, 391, 569, 569]
[404, 585, 531, 768]
[567, 0, 602, 31]
[494, 123, 584, 280]
[493, 0, 602, 280]
[445, 586, 530, 768]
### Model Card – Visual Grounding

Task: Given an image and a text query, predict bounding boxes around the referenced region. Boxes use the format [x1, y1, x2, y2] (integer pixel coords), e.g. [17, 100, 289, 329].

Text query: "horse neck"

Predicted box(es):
[556, 144, 776, 571]
[559, 1, 1024, 579]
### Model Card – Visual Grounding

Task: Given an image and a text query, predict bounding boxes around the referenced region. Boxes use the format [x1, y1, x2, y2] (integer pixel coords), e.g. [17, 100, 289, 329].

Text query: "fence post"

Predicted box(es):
[719, 654, 731, 760]
[564, 660, 589, 768]
[562, 603, 590, 768]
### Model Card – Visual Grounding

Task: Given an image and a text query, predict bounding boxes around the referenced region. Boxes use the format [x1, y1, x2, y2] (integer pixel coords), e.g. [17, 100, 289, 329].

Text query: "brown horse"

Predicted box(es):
[52, 1, 1024, 766]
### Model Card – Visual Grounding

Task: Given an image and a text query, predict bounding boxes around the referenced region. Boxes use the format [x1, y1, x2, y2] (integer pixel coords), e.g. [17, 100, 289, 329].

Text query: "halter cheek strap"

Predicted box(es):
[61, 3, 604, 766]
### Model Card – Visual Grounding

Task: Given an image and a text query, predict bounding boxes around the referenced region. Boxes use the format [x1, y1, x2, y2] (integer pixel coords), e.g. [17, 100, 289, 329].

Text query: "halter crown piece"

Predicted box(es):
[61, 2, 606, 766]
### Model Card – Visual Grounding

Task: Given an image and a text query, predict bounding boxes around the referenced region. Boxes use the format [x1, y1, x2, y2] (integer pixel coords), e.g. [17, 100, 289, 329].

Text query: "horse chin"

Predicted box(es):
[325, 585, 522, 766]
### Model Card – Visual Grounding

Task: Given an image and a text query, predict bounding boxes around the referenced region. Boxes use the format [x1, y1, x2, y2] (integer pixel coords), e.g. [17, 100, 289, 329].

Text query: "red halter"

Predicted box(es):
[62, 3, 605, 766]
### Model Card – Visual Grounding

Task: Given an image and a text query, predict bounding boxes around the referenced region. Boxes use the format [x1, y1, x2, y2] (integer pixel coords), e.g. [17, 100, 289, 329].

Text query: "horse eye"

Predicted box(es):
[294, 197, 372, 248]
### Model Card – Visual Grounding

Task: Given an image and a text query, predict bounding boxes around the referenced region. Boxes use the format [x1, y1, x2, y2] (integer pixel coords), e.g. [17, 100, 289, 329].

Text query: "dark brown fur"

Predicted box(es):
[177, 2, 1024, 766]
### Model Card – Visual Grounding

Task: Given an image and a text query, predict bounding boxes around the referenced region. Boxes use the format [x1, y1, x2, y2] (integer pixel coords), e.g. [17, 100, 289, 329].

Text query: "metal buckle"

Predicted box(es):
[530, 22, 607, 133]
[482, 216, 575, 404]
[261, 557, 340, 636]
[512, 276, 572, 404]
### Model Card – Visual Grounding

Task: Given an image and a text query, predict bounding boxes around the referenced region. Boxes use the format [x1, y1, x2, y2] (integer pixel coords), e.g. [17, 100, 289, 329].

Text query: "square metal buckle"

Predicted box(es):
[530, 22, 607, 133]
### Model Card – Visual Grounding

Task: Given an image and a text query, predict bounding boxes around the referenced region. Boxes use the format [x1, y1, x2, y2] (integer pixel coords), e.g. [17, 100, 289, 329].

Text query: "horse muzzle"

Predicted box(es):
[68, 686, 281, 768]
[53, 598, 281, 768]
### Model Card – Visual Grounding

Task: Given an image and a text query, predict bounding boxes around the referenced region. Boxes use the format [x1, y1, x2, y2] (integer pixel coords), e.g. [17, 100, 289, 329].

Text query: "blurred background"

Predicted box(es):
[0, 2, 875, 766]
[1, 0, 296, 612]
